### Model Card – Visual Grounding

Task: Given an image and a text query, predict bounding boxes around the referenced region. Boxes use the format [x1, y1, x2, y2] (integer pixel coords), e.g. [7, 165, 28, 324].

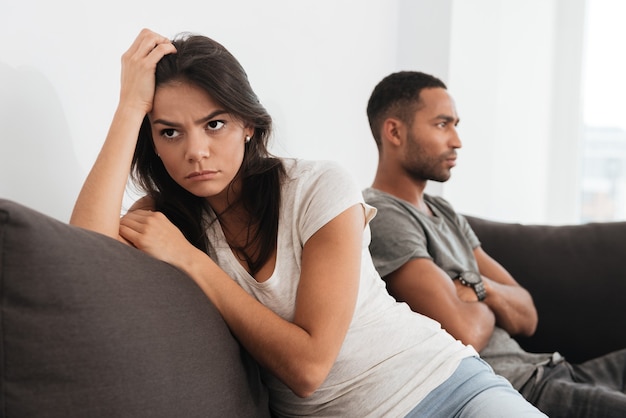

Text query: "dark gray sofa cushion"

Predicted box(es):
[0, 199, 269, 418]
[466, 215, 626, 364]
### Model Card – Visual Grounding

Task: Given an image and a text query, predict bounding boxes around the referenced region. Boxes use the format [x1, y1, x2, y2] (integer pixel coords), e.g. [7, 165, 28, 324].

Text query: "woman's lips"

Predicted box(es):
[186, 170, 218, 181]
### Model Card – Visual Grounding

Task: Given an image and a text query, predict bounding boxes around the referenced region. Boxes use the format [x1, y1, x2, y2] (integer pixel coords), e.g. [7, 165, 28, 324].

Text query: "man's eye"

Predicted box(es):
[207, 120, 225, 130]
[161, 128, 179, 139]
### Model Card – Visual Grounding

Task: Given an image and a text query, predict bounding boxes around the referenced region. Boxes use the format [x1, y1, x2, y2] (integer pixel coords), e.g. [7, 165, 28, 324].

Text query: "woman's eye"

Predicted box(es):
[207, 120, 225, 131]
[160, 128, 180, 139]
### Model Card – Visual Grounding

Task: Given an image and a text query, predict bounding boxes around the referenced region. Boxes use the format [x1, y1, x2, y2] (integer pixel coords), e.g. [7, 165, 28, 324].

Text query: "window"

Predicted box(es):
[580, 0, 626, 222]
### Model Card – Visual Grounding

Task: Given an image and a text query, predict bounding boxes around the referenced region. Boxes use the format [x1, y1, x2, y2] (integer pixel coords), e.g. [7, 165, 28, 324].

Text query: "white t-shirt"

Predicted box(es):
[204, 159, 476, 417]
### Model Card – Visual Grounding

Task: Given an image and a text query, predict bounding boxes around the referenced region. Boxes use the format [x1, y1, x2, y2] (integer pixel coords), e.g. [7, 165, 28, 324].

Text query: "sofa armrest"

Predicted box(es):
[466, 215, 626, 363]
[0, 199, 269, 417]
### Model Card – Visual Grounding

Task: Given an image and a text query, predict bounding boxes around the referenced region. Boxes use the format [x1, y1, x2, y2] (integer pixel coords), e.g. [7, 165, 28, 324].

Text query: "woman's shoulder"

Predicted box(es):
[282, 158, 348, 178]
[282, 158, 354, 182]
[280, 158, 361, 202]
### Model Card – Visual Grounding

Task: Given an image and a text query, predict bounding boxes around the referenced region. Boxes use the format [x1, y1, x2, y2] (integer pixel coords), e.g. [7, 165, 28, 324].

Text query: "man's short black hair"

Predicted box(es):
[366, 71, 447, 148]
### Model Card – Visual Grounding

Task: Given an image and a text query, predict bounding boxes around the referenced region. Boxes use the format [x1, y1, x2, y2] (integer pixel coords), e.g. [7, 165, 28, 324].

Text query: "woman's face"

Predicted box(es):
[150, 80, 252, 208]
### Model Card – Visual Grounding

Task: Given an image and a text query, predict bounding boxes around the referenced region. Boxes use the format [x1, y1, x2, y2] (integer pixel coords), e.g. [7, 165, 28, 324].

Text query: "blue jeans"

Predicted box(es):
[405, 356, 546, 417]
[521, 348, 626, 418]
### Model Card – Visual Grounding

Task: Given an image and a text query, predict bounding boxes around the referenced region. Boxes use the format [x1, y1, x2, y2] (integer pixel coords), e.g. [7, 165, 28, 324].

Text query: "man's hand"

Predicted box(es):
[474, 247, 538, 337]
[454, 278, 480, 302]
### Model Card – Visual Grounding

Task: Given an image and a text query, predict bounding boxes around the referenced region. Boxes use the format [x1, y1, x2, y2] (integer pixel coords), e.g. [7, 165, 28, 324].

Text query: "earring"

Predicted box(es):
[245, 135, 251, 143]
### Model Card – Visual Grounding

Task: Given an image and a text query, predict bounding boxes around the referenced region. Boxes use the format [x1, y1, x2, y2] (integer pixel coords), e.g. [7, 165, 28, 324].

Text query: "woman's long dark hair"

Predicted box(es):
[131, 33, 284, 275]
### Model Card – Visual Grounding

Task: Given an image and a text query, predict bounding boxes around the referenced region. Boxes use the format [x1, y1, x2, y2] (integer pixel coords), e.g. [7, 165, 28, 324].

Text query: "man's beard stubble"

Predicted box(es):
[403, 133, 454, 183]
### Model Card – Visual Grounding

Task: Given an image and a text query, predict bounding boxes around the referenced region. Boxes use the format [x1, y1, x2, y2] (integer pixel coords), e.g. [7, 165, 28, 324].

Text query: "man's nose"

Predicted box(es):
[450, 127, 462, 149]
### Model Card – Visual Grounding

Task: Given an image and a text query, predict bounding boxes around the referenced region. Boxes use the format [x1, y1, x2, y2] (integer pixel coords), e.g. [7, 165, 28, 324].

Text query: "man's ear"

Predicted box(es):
[381, 118, 404, 147]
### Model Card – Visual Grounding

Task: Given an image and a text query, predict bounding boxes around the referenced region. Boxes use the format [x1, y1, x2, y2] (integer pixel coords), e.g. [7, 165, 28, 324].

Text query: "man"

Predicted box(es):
[363, 71, 626, 418]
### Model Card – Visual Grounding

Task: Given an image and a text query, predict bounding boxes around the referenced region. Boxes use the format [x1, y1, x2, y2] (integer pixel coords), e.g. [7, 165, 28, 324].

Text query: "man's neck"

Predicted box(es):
[371, 173, 431, 215]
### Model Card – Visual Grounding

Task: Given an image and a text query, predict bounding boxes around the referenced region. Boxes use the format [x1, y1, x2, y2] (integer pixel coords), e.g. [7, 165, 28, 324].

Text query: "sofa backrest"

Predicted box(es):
[467, 215, 626, 363]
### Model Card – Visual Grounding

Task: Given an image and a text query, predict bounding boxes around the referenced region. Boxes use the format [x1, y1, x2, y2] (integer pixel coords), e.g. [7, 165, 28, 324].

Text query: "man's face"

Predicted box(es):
[401, 87, 461, 183]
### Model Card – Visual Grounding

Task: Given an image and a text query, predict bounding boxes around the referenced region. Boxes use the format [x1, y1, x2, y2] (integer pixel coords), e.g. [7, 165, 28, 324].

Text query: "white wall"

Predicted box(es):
[1, 0, 588, 225]
[1, 0, 406, 221]
[444, 0, 587, 224]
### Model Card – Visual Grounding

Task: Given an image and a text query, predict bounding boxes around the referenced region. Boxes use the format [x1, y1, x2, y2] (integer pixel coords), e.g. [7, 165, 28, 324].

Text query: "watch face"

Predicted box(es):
[461, 271, 481, 285]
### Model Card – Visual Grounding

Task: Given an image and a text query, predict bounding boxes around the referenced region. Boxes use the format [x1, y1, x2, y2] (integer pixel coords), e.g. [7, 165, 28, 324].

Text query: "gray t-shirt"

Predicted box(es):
[363, 188, 555, 390]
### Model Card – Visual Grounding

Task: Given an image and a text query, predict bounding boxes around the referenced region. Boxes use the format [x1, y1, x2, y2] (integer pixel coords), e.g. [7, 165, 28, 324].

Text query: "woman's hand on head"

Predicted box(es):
[119, 209, 194, 268]
[119, 28, 177, 115]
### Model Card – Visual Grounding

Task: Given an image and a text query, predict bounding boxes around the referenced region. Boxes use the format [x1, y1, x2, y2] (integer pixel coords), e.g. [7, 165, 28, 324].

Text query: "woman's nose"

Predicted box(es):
[185, 131, 210, 162]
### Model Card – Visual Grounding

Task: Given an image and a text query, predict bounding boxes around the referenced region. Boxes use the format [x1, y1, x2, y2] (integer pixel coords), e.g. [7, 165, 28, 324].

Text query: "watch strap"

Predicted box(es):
[473, 281, 487, 301]
[458, 272, 487, 301]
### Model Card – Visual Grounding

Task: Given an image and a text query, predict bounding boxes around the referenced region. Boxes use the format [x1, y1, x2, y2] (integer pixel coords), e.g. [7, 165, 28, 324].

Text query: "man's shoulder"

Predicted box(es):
[424, 194, 457, 212]
[362, 187, 385, 202]
[363, 187, 405, 207]
[363, 189, 429, 237]
[363, 188, 415, 218]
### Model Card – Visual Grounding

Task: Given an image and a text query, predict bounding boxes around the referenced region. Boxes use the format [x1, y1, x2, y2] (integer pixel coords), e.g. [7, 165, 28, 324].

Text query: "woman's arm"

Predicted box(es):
[119, 204, 365, 397]
[69, 29, 175, 239]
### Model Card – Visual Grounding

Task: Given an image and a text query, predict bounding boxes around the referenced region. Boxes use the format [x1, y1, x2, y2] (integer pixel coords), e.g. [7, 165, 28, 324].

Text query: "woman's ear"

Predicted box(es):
[244, 126, 255, 140]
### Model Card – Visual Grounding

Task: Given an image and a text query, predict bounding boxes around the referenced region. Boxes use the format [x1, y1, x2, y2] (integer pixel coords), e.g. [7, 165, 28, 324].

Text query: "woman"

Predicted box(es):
[70, 29, 545, 417]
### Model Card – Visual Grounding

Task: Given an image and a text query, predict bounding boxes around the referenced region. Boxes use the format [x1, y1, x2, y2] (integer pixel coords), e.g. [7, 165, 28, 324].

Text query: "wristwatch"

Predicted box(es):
[457, 271, 487, 301]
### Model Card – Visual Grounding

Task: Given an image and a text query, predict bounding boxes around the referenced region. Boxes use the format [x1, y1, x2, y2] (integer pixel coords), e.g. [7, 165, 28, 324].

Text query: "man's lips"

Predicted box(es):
[186, 170, 218, 180]
[445, 152, 457, 167]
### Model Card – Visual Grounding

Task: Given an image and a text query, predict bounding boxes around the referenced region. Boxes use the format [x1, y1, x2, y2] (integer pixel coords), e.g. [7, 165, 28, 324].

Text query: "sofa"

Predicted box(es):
[466, 215, 626, 364]
[1, 198, 625, 417]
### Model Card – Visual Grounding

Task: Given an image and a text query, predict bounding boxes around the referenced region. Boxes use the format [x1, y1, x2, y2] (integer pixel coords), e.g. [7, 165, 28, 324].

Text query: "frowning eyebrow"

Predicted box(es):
[152, 110, 229, 127]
